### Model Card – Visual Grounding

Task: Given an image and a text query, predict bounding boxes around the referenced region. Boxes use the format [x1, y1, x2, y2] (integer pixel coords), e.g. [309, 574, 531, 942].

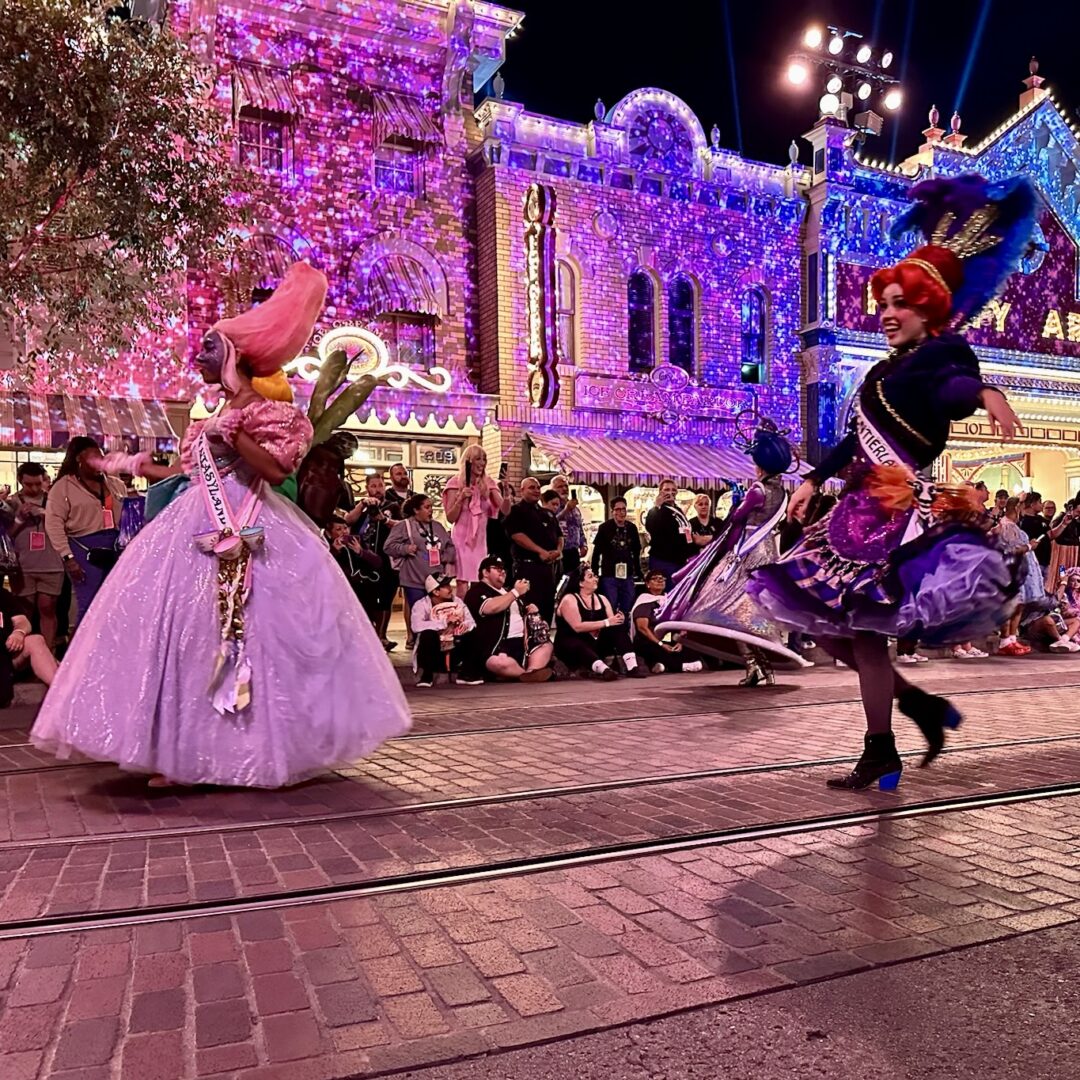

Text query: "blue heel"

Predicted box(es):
[878, 770, 902, 792]
[943, 704, 962, 730]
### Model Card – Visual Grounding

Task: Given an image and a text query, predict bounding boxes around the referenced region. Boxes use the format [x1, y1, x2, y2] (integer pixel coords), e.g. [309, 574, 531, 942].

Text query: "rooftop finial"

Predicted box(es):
[1029, 55, 1039, 77]
[710, 124, 721, 150]
[788, 140, 799, 166]
[594, 98, 605, 122]
[929, 104, 940, 128]
[950, 109, 962, 134]
[493, 72, 505, 100]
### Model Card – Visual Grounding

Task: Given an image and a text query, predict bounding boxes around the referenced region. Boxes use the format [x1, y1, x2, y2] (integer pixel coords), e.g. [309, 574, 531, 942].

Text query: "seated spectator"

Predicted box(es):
[0, 588, 57, 707]
[554, 567, 644, 680]
[1021, 596, 1080, 653]
[630, 570, 704, 674]
[464, 556, 554, 683]
[385, 494, 457, 612]
[410, 574, 481, 688]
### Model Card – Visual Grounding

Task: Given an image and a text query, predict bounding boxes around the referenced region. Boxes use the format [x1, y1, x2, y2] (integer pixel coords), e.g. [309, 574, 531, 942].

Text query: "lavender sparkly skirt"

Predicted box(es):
[32, 471, 412, 787]
[749, 479, 1021, 646]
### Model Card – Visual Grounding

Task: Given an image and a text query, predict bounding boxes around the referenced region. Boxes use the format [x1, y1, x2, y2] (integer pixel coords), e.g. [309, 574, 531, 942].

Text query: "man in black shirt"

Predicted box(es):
[1019, 491, 1051, 570]
[505, 477, 562, 621]
[644, 479, 694, 588]
[592, 497, 642, 617]
[347, 472, 403, 649]
[383, 464, 416, 511]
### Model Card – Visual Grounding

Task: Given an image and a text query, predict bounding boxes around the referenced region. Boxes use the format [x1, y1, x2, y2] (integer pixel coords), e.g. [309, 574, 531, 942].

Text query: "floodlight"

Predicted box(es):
[881, 50, 894, 69]
[804, 26, 823, 48]
[787, 61, 810, 86]
[857, 81, 872, 100]
[826, 75, 843, 94]
[828, 33, 844, 55]
[883, 88, 903, 111]
[819, 93, 840, 114]
[856, 44, 872, 64]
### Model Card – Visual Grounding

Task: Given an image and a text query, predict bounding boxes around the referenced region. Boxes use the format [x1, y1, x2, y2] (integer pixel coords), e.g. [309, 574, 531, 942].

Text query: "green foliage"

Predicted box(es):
[0, 0, 252, 364]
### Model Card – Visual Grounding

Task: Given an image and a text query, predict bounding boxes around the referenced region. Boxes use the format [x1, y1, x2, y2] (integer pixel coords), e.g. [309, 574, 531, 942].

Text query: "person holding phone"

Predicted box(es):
[1046, 499, 1080, 590]
[550, 475, 587, 574]
[442, 446, 510, 598]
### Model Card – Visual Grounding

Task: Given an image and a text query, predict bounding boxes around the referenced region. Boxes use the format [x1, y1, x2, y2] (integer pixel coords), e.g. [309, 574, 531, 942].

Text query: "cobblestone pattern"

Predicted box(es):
[2, 795, 1080, 1078]
[1, 736, 1078, 924]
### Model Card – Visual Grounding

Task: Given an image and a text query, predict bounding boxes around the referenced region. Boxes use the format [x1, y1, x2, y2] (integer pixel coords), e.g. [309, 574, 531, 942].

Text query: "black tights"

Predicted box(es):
[817, 632, 914, 735]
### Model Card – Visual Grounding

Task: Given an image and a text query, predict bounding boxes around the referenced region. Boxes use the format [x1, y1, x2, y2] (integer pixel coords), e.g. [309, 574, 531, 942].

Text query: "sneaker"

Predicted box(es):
[1049, 639, 1072, 652]
[1067, 640, 1080, 653]
[650, 662, 666, 674]
[383, 639, 399, 653]
[997, 641, 1026, 656]
[599, 667, 619, 681]
[897, 654, 919, 665]
[803, 639, 817, 650]
[519, 668, 553, 683]
[967, 646, 989, 658]
[626, 665, 648, 678]
[913, 653, 930, 663]
[416, 672, 434, 688]
[682, 660, 704, 673]
[456, 676, 485, 685]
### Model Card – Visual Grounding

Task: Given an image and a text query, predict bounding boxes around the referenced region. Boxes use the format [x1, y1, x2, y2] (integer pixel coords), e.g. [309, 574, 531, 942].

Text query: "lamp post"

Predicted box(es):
[786, 23, 902, 142]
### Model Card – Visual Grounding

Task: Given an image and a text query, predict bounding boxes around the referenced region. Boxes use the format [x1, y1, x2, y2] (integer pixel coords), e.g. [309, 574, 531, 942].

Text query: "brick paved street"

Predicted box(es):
[2, 655, 1080, 1078]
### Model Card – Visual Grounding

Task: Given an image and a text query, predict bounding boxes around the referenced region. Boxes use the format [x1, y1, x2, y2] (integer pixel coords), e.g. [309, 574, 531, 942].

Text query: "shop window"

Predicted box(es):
[376, 313, 436, 368]
[740, 287, 767, 384]
[556, 259, 577, 364]
[374, 141, 423, 197]
[627, 270, 656, 374]
[667, 275, 696, 374]
[237, 109, 289, 173]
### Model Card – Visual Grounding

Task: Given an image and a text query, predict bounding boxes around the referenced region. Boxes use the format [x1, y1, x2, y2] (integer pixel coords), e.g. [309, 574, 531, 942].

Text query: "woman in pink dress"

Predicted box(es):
[442, 445, 510, 597]
[31, 263, 411, 788]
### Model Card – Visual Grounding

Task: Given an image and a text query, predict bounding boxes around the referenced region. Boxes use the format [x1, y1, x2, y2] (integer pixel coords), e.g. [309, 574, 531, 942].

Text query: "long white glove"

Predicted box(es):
[93, 451, 152, 477]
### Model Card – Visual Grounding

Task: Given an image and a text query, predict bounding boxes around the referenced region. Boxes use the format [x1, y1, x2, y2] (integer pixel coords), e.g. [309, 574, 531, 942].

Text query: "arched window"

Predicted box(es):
[627, 270, 656, 373]
[556, 259, 577, 364]
[668, 275, 696, 374]
[740, 287, 767, 384]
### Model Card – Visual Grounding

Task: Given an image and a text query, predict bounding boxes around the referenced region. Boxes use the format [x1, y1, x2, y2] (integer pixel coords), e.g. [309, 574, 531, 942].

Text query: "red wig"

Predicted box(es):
[869, 244, 961, 333]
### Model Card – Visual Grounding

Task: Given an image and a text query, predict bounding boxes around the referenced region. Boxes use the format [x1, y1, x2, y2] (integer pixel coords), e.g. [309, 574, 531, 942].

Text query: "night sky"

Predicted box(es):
[494, 0, 1080, 169]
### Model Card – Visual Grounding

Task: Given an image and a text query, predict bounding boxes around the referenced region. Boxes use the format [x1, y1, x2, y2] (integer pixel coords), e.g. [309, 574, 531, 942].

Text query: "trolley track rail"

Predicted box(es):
[4, 777, 1079, 940]
[2, 727, 1080, 853]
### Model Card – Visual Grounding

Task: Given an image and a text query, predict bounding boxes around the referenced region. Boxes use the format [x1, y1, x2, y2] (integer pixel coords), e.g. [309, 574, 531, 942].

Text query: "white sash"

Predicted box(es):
[193, 430, 267, 715]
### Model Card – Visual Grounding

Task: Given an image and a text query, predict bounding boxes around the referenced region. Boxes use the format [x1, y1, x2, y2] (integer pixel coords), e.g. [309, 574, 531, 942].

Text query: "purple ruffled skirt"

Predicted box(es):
[748, 475, 1021, 647]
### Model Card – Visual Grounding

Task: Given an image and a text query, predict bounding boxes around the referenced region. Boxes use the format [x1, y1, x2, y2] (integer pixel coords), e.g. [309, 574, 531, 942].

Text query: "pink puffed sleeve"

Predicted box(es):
[179, 419, 208, 474]
[238, 400, 313, 473]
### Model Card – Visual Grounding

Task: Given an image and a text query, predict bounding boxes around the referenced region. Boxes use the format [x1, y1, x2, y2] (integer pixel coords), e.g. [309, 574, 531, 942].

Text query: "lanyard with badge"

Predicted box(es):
[612, 524, 630, 579]
[417, 521, 441, 567]
[24, 498, 47, 551]
[80, 478, 115, 530]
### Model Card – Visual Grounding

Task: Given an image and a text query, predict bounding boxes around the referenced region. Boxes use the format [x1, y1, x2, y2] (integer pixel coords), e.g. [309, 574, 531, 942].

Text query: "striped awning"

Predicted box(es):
[528, 432, 758, 490]
[371, 89, 441, 146]
[369, 255, 443, 318]
[0, 394, 178, 453]
[231, 62, 299, 115]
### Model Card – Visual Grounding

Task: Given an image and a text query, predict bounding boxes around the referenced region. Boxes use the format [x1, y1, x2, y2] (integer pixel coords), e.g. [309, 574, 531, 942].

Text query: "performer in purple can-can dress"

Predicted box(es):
[749, 174, 1036, 791]
[32, 262, 411, 788]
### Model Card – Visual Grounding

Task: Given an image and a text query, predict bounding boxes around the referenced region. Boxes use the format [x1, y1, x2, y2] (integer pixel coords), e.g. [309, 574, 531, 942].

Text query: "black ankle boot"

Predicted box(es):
[739, 656, 763, 687]
[897, 688, 962, 767]
[756, 650, 776, 686]
[827, 733, 902, 791]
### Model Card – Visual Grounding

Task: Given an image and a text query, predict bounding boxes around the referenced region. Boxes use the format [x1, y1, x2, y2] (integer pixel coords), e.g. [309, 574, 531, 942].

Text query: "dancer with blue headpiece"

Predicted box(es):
[750, 174, 1036, 791]
[656, 417, 808, 686]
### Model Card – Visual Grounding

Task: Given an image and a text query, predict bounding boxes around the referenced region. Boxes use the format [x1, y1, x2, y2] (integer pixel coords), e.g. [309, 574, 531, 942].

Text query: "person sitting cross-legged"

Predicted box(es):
[554, 566, 645, 680]
[630, 570, 705, 674]
[410, 574, 482, 688]
[464, 556, 554, 683]
[0, 588, 58, 707]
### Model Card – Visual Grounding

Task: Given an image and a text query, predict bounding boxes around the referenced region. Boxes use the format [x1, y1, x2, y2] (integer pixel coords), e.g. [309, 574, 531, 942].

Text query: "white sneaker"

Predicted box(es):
[967, 647, 989, 658]
[682, 661, 704, 673]
[913, 653, 930, 663]
[456, 676, 485, 685]
[835, 659, 848, 668]
[952, 647, 972, 659]
[1067, 640, 1080, 653]
[1049, 639, 1072, 652]
[651, 663, 666, 674]
[897, 654, 919, 665]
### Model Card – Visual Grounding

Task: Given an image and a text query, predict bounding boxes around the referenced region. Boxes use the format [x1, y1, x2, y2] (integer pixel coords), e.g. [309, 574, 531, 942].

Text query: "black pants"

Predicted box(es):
[561, 548, 582, 576]
[555, 626, 633, 670]
[635, 636, 702, 672]
[415, 630, 482, 679]
[514, 558, 556, 622]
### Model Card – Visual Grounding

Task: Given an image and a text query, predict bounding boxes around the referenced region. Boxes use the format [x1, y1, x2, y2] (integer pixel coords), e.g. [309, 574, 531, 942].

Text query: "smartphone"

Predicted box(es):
[465, 459, 473, 487]
[571, 488, 579, 501]
[499, 462, 508, 480]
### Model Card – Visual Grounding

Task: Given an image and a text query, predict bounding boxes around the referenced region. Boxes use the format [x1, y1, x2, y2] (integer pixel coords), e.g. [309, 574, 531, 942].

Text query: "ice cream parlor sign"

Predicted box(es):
[836, 209, 1080, 358]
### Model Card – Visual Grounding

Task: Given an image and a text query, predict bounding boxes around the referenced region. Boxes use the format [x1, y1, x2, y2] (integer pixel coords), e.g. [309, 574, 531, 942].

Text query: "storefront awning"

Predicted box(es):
[369, 254, 443, 318]
[371, 89, 441, 146]
[231, 62, 299, 115]
[0, 394, 178, 453]
[528, 432, 757, 490]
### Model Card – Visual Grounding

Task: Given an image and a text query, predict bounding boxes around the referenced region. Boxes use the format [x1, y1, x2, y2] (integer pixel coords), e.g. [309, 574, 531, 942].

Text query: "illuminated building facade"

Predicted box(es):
[802, 72, 1080, 502]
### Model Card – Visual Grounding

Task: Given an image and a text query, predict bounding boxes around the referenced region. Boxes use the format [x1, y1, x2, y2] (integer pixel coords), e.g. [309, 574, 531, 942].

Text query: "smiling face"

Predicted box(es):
[578, 568, 599, 593]
[194, 330, 227, 384]
[880, 284, 930, 349]
[520, 478, 541, 503]
[551, 476, 570, 500]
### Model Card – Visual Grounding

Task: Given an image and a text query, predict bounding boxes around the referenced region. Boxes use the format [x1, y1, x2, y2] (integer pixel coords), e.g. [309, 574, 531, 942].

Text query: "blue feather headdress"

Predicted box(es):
[889, 174, 1039, 326]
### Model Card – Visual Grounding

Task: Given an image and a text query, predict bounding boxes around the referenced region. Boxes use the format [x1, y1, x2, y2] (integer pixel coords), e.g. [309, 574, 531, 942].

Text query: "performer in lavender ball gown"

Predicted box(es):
[749, 174, 1036, 791]
[32, 262, 411, 788]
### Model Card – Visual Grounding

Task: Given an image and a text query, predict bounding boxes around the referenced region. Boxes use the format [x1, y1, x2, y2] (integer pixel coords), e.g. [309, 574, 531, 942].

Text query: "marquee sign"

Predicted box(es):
[523, 182, 561, 408]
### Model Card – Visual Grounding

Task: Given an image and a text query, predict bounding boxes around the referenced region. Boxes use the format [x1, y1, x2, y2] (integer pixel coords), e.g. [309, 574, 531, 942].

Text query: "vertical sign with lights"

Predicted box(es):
[523, 182, 560, 408]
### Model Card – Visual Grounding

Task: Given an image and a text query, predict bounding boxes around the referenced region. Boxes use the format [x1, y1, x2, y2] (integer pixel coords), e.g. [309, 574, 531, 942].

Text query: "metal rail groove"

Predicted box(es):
[4, 778, 1079, 939]
[2, 728, 1080, 853]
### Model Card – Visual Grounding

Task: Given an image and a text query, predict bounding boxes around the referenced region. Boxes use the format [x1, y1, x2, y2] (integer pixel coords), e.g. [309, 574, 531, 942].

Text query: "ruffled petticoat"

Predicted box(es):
[32, 469, 411, 787]
[749, 468, 1021, 647]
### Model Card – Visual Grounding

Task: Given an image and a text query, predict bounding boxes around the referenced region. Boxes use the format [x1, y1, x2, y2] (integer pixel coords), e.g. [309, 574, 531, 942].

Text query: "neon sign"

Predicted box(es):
[523, 182, 560, 408]
[283, 325, 453, 394]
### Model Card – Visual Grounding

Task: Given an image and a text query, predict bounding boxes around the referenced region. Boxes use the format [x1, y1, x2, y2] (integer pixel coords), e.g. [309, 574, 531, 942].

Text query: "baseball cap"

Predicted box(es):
[479, 556, 506, 573]
[425, 573, 454, 594]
